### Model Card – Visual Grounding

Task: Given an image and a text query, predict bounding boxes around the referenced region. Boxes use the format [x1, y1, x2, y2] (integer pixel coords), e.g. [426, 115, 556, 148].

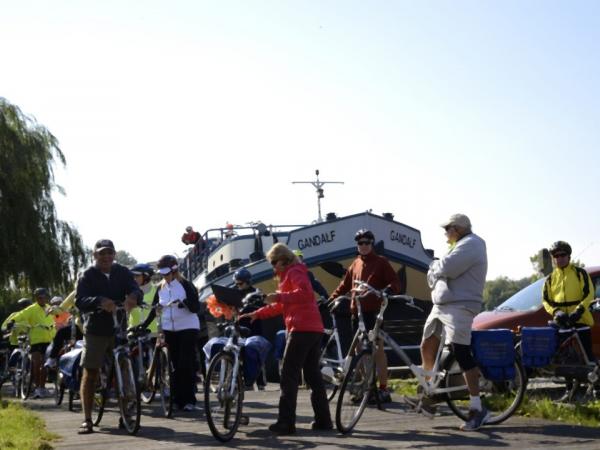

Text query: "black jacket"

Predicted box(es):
[76, 263, 142, 336]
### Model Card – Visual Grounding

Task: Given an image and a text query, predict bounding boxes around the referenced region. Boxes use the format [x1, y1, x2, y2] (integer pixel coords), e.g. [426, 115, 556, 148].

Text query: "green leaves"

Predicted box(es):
[0, 97, 88, 290]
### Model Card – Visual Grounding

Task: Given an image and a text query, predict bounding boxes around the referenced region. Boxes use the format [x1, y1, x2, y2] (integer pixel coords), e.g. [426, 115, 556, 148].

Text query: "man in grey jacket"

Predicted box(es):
[415, 214, 489, 431]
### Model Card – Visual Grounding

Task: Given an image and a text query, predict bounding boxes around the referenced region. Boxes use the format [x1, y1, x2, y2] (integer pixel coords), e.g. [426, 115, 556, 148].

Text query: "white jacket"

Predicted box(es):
[159, 279, 200, 331]
[428, 233, 487, 313]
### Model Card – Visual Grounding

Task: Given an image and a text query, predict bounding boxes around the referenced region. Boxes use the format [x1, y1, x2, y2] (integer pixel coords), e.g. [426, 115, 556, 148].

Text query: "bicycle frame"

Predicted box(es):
[344, 281, 465, 397]
[320, 312, 345, 380]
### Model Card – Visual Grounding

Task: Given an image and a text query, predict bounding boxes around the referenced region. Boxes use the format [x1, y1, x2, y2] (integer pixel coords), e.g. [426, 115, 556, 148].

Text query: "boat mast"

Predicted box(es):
[292, 169, 344, 223]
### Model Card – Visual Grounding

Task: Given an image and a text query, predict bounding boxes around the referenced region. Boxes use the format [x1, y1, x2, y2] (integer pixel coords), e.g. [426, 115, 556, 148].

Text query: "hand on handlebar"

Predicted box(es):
[553, 310, 569, 328]
[100, 298, 116, 313]
[568, 306, 584, 324]
[124, 296, 137, 313]
[265, 293, 278, 305]
[238, 311, 257, 323]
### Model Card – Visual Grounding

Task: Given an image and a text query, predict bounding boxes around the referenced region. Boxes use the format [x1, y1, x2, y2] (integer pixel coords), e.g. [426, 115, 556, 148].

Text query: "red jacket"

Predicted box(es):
[255, 263, 323, 333]
[330, 251, 400, 314]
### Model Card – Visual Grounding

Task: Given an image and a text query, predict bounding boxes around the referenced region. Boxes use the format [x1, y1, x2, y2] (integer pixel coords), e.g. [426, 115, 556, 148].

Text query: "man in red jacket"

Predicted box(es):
[329, 229, 401, 403]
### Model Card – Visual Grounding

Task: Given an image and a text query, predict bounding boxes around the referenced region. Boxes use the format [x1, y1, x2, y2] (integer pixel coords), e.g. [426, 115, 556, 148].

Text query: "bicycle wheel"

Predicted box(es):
[54, 370, 65, 406]
[140, 345, 155, 404]
[443, 355, 526, 425]
[91, 367, 109, 426]
[19, 354, 33, 400]
[204, 351, 244, 442]
[335, 350, 376, 434]
[116, 353, 141, 435]
[157, 347, 173, 418]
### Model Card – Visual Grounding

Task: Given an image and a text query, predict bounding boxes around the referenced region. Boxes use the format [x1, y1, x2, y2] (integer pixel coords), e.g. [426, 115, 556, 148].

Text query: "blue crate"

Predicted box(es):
[471, 329, 516, 381]
[520, 327, 558, 368]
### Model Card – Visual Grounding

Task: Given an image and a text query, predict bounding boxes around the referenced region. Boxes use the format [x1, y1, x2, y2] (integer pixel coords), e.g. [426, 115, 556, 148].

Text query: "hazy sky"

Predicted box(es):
[2, 1, 599, 280]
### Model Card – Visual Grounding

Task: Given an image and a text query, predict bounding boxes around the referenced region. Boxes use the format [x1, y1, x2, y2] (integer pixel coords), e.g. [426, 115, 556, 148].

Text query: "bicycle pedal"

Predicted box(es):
[240, 415, 250, 426]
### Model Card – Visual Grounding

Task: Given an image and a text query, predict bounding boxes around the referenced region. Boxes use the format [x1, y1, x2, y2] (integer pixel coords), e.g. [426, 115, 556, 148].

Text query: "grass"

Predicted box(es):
[389, 378, 600, 427]
[0, 398, 59, 450]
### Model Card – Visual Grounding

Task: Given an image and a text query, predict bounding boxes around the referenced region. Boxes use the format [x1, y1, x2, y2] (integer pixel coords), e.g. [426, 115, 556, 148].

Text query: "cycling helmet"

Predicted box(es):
[131, 263, 155, 277]
[33, 287, 49, 298]
[292, 249, 304, 258]
[50, 296, 63, 306]
[17, 297, 32, 308]
[549, 241, 572, 256]
[233, 268, 252, 284]
[354, 229, 375, 242]
[157, 255, 179, 275]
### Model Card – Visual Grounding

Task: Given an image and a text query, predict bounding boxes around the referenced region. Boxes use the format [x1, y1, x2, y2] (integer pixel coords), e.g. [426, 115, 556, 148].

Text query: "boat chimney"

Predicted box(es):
[382, 212, 394, 221]
[326, 212, 337, 221]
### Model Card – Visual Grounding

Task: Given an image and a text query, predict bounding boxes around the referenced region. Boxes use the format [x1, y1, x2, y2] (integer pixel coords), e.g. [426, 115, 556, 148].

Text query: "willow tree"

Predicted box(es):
[0, 97, 87, 289]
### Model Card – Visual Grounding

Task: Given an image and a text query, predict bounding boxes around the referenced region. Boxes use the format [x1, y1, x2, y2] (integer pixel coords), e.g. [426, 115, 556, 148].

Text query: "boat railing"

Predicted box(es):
[179, 222, 307, 281]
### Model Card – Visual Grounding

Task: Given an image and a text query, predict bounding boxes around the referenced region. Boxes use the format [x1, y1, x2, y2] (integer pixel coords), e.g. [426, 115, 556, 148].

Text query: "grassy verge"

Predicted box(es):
[389, 378, 600, 427]
[0, 398, 59, 450]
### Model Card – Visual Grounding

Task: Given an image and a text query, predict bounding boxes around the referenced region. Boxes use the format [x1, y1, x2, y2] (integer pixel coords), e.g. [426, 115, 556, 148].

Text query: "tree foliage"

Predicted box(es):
[0, 97, 88, 290]
[483, 276, 533, 311]
[115, 250, 137, 267]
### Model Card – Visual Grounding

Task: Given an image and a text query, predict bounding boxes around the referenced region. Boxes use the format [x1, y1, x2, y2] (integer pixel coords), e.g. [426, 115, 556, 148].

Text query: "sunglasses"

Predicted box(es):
[444, 225, 454, 232]
[235, 281, 245, 286]
[270, 260, 279, 266]
[552, 253, 568, 258]
[357, 240, 372, 246]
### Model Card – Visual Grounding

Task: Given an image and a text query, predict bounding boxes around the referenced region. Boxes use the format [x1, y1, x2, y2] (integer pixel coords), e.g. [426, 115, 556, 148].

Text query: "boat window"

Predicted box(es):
[494, 278, 546, 312]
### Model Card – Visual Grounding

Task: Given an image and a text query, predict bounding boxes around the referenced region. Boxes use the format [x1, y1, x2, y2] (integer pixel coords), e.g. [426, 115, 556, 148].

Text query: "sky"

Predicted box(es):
[2, 1, 599, 280]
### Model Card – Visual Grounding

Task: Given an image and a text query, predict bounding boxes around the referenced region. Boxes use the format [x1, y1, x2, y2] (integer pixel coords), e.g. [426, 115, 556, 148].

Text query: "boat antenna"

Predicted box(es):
[292, 169, 344, 223]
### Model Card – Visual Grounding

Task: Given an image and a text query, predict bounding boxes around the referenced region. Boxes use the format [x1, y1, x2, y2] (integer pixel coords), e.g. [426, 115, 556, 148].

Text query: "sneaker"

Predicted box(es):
[182, 403, 196, 412]
[32, 387, 43, 399]
[459, 407, 490, 431]
[40, 387, 51, 397]
[310, 420, 334, 431]
[403, 395, 438, 419]
[378, 388, 392, 403]
[44, 358, 57, 369]
[268, 422, 296, 435]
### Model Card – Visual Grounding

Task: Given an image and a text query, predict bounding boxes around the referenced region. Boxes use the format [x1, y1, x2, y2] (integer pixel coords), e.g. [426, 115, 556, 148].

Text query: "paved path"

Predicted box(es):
[7, 384, 600, 450]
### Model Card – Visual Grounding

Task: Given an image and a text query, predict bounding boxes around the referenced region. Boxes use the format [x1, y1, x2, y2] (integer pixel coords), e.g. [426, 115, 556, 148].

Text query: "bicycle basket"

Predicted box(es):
[520, 327, 558, 368]
[471, 329, 515, 381]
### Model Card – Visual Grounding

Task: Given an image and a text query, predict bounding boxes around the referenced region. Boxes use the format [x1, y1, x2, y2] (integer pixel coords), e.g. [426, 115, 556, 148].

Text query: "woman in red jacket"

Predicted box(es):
[239, 243, 332, 435]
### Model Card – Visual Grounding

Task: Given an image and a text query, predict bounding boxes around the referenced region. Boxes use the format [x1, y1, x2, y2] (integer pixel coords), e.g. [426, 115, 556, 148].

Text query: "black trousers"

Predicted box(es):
[50, 325, 83, 358]
[164, 329, 199, 408]
[278, 331, 331, 426]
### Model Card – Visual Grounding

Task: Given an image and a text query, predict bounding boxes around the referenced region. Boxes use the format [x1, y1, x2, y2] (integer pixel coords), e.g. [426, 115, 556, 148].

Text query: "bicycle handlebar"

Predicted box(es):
[351, 280, 424, 312]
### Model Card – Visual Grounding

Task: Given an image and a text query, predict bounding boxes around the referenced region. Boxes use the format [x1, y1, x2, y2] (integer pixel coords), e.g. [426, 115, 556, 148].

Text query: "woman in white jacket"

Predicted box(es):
[141, 255, 200, 411]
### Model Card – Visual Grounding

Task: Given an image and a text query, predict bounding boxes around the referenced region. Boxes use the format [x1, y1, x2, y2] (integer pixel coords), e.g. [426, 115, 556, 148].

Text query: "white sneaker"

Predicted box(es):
[44, 358, 57, 369]
[182, 403, 198, 411]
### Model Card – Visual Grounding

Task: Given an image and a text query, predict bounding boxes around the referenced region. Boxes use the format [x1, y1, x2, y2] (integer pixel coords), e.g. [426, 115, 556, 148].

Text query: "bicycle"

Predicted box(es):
[518, 318, 600, 402]
[204, 291, 261, 442]
[0, 334, 11, 390]
[138, 300, 178, 418]
[129, 326, 155, 405]
[335, 281, 526, 434]
[89, 306, 141, 435]
[53, 310, 82, 408]
[319, 296, 349, 401]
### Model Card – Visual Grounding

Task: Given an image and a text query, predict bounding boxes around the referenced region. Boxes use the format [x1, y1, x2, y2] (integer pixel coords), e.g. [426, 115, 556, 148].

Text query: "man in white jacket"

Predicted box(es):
[417, 214, 488, 431]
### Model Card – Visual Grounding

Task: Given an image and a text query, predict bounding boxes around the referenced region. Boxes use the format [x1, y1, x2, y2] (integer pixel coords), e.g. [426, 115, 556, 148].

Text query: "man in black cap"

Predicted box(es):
[75, 239, 142, 434]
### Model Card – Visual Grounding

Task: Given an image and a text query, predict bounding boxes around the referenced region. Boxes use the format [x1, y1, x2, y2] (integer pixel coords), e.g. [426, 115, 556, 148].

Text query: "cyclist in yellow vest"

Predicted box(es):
[543, 240, 596, 400]
[128, 263, 158, 333]
[2, 298, 33, 347]
[44, 290, 84, 369]
[10, 288, 55, 398]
